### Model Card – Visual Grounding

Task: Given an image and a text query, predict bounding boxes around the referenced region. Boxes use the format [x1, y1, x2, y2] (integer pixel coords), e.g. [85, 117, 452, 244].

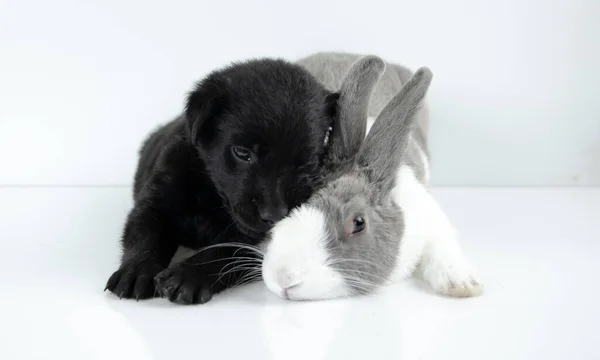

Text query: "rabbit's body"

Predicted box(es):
[261, 54, 482, 300]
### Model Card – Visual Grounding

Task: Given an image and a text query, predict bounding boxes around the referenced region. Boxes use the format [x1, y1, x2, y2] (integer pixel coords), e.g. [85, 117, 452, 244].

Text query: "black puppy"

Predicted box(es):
[105, 59, 336, 304]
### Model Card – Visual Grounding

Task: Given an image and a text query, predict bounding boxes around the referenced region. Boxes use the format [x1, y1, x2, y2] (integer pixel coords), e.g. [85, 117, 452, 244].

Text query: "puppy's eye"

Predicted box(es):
[345, 216, 366, 237]
[231, 146, 252, 162]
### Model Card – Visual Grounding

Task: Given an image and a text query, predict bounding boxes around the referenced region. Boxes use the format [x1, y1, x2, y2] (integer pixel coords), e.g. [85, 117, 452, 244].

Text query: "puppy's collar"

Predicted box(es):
[323, 126, 333, 147]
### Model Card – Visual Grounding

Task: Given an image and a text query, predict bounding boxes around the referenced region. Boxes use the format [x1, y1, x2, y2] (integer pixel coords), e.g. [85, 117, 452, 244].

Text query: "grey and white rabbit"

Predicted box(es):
[261, 53, 483, 300]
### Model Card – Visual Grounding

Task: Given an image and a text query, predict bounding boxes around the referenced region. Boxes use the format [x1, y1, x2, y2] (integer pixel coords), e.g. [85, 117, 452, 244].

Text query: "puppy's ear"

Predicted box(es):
[185, 75, 228, 146]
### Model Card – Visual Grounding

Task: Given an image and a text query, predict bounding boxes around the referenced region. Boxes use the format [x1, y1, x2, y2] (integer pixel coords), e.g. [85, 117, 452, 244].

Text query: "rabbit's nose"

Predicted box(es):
[276, 269, 303, 292]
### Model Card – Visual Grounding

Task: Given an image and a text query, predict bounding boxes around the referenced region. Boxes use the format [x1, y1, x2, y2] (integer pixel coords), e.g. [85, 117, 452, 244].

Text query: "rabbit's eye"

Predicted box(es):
[345, 216, 366, 236]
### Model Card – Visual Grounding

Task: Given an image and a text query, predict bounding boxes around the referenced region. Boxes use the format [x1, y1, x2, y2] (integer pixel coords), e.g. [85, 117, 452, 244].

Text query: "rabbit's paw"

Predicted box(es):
[420, 254, 483, 298]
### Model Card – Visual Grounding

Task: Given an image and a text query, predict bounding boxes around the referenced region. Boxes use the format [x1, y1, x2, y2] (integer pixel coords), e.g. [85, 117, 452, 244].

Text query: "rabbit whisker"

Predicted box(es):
[234, 270, 264, 287]
[334, 268, 387, 283]
[331, 267, 379, 284]
[341, 276, 378, 294]
[185, 256, 263, 267]
[326, 257, 382, 269]
[188, 242, 264, 258]
[216, 265, 261, 281]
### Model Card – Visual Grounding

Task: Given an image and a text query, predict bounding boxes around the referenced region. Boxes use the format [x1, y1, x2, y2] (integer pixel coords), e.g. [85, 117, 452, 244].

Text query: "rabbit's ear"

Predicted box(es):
[357, 67, 432, 187]
[328, 56, 386, 163]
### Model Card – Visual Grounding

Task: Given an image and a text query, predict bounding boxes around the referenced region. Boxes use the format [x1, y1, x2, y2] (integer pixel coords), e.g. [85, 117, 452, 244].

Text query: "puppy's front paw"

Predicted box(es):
[105, 259, 163, 300]
[154, 264, 214, 305]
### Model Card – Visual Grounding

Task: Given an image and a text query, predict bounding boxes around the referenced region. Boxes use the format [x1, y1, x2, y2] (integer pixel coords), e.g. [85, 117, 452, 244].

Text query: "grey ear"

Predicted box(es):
[357, 67, 433, 185]
[328, 56, 386, 163]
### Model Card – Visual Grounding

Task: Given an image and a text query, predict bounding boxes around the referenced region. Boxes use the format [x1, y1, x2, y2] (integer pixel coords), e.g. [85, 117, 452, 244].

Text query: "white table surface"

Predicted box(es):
[1, 187, 598, 360]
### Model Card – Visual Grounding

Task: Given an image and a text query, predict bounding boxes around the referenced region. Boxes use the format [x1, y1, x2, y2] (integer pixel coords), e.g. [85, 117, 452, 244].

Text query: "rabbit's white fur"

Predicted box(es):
[262, 206, 351, 300]
[390, 166, 482, 297]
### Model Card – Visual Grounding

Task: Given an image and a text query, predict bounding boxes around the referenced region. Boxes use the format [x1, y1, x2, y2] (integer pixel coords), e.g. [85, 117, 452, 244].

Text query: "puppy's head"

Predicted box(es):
[186, 59, 335, 238]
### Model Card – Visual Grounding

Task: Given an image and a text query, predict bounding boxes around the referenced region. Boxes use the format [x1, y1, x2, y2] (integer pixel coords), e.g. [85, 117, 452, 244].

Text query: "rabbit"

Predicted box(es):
[260, 53, 483, 300]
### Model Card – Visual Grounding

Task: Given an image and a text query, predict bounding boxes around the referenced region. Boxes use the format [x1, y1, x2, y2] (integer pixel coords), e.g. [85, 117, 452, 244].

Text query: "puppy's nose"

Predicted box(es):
[258, 205, 288, 225]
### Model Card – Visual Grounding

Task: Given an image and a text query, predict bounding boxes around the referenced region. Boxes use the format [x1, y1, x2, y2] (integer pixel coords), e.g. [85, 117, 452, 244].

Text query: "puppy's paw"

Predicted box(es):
[154, 264, 214, 305]
[420, 257, 484, 298]
[105, 259, 163, 300]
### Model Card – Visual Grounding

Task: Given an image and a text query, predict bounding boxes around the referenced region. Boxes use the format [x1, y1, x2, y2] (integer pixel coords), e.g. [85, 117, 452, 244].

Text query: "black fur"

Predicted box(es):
[105, 58, 337, 304]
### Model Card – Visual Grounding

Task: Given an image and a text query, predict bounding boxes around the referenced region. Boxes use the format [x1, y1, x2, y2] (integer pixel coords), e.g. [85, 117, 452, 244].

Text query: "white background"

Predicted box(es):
[1, 0, 599, 186]
[1, 2, 599, 359]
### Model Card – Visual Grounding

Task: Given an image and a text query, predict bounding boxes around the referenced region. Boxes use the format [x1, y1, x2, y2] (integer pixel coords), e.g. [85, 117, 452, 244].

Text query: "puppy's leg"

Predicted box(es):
[105, 141, 189, 300]
[155, 243, 261, 304]
[105, 199, 179, 300]
[393, 167, 483, 297]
